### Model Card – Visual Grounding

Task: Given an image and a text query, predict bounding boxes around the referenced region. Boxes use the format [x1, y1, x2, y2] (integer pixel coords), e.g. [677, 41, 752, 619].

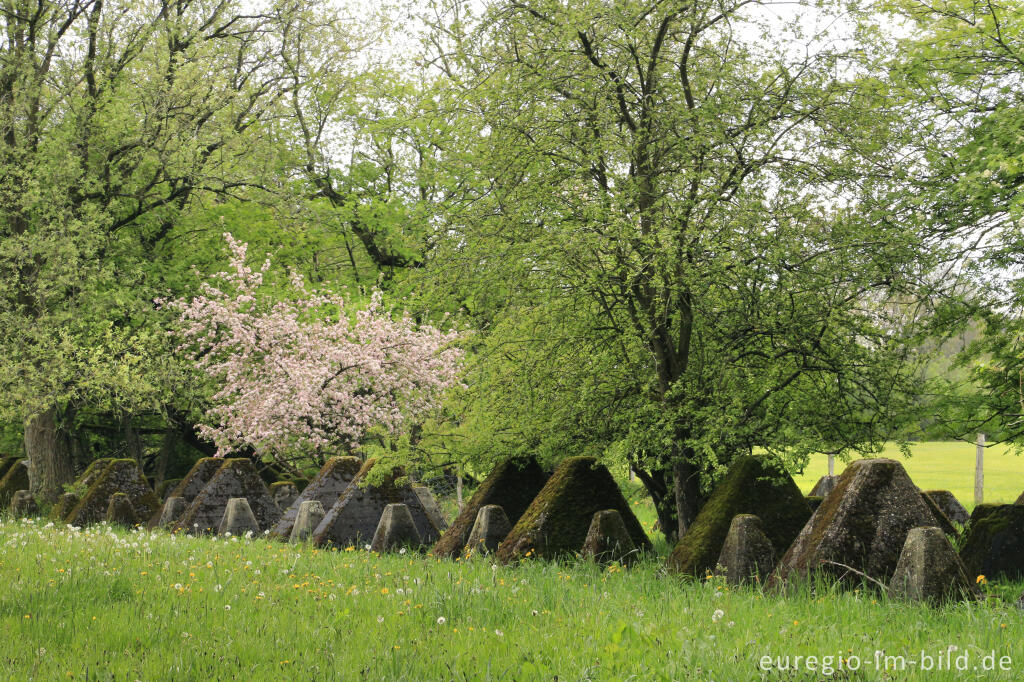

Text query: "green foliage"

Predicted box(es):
[414, 0, 933, 535]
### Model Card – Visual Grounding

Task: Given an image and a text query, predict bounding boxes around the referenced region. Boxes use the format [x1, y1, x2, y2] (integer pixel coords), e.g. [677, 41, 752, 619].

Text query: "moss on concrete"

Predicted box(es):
[432, 457, 548, 559]
[959, 504, 1024, 581]
[269, 456, 362, 540]
[0, 456, 21, 481]
[64, 459, 159, 527]
[666, 456, 810, 577]
[148, 458, 224, 528]
[771, 458, 937, 587]
[968, 504, 999, 528]
[495, 457, 650, 563]
[172, 459, 278, 535]
[0, 459, 30, 509]
[312, 459, 446, 548]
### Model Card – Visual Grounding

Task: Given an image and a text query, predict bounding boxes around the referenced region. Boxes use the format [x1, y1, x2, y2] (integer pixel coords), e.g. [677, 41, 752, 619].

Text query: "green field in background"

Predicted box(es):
[793, 441, 1024, 510]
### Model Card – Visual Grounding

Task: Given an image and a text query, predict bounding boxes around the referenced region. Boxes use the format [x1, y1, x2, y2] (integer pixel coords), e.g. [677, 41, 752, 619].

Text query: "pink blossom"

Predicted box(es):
[168, 233, 463, 459]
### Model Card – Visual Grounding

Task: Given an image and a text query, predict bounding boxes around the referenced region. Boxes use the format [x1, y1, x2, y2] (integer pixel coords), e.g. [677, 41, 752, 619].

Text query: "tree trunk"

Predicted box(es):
[673, 457, 702, 537]
[633, 466, 678, 544]
[122, 414, 143, 463]
[24, 406, 76, 504]
[154, 425, 180, 489]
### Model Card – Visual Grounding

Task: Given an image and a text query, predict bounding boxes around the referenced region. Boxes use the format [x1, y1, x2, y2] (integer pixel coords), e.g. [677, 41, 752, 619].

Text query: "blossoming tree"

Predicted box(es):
[170, 234, 463, 464]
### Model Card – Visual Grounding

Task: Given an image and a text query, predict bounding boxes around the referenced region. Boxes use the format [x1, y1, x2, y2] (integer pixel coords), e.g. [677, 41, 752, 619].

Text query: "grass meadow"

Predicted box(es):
[0, 517, 1022, 680]
[792, 442, 1024, 509]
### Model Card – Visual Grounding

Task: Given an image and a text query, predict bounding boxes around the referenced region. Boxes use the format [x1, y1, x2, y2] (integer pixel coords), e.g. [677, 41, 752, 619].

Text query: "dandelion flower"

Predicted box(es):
[437, 617, 446, 625]
[711, 609, 724, 623]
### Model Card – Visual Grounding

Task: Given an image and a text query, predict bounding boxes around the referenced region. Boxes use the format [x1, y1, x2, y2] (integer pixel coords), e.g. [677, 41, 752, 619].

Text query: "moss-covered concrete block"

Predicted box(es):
[269, 457, 362, 540]
[270, 481, 299, 511]
[369, 503, 423, 552]
[496, 456, 650, 563]
[311, 460, 443, 548]
[581, 509, 638, 566]
[969, 503, 999, 527]
[771, 458, 939, 587]
[959, 504, 1024, 581]
[53, 492, 79, 521]
[432, 458, 548, 559]
[667, 456, 810, 577]
[465, 505, 512, 556]
[167, 459, 223, 503]
[77, 459, 116, 490]
[105, 492, 138, 527]
[715, 514, 776, 585]
[0, 456, 21, 482]
[805, 496, 823, 513]
[924, 490, 968, 526]
[890, 526, 979, 604]
[0, 460, 30, 509]
[157, 478, 182, 501]
[64, 459, 159, 528]
[10, 490, 37, 518]
[172, 459, 278, 535]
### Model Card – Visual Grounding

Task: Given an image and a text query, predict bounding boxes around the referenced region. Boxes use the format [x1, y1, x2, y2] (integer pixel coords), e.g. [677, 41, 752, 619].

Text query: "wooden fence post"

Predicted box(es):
[975, 433, 985, 506]
[456, 461, 464, 511]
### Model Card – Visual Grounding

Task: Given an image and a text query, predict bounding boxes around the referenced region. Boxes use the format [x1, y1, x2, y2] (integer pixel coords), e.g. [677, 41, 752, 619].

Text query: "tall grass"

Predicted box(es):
[0, 518, 1020, 680]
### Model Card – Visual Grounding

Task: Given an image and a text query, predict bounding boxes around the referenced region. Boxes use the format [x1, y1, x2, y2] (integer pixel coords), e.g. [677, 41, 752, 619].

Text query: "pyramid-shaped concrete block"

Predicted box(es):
[157, 478, 181, 501]
[959, 505, 1024, 581]
[147, 458, 226, 528]
[311, 460, 443, 548]
[581, 509, 638, 565]
[173, 459, 278, 535]
[924, 490, 967, 525]
[667, 456, 810, 577]
[771, 458, 941, 587]
[270, 481, 299, 511]
[465, 504, 511, 556]
[890, 526, 979, 604]
[53, 492, 79, 521]
[496, 457, 650, 563]
[809, 475, 840, 498]
[269, 457, 362, 540]
[0, 456, 20, 481]
[219, 497, 260, 536]
[715, 514, 775, 585]
[156, 496, 189, 528]
[413, 486, 448, 532]
[0, 460, 30, 509]
[64, 460, 159, 527]
[369, 503, 422, 552]
[433, 458, 548, 559]
[105, 492, 138, 527]
[920, 491, 958, 535]
[290, 500, 326, 544]
[9, 490, 37, 518]
[76, 458, 116, 490]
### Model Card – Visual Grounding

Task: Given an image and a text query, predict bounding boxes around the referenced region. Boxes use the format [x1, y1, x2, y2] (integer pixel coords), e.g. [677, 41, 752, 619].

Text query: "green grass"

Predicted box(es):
[793, 442, 1024, 510]
[1, 518, 1022, 680]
